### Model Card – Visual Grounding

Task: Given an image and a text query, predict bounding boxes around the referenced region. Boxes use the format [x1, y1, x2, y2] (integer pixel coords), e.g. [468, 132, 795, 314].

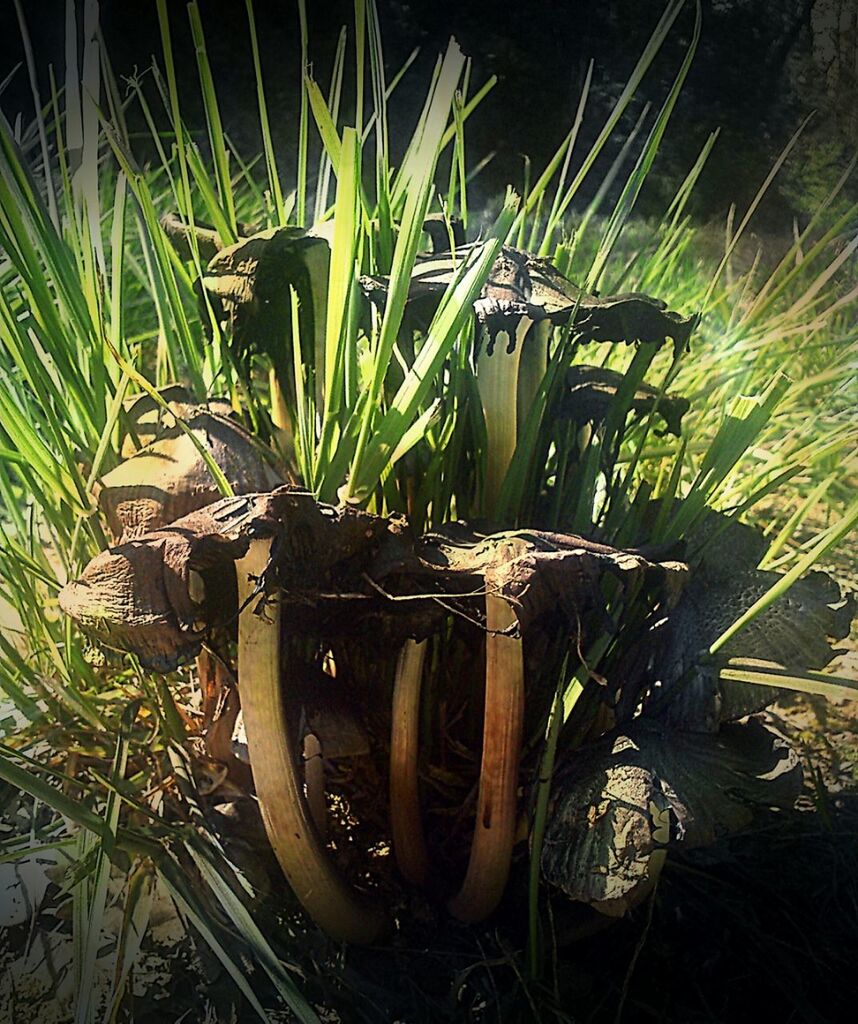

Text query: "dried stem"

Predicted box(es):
[448, 551, 525, 922]
[390, 638, 429, 885]
[236, 538, 384, 943]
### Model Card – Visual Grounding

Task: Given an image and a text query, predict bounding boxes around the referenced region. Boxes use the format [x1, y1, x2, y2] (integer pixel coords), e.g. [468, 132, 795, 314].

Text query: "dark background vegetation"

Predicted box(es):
[2, 0, 857, 232]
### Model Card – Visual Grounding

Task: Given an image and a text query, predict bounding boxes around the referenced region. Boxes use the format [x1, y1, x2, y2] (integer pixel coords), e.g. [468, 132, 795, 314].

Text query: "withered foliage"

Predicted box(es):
[55, 225, 854, 922]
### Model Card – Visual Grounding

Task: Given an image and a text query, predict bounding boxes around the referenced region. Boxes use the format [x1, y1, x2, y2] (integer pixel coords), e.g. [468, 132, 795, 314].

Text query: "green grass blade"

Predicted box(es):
[185, 838, 321, 1024]
[314, 26, 347, 223]
[296, 0, 310, 225]
[12, 0, 58, 227]
[348, 190, 518, 501]
[157, 864, 277, 1024]
[245, 0, 286, 223]
[75, 708, 135, 1024]
[188, 1, 238, 238]
[587, 0, 700, 291]
[720, 660, 858, 702]
[710, 495, 858, 657]
[532, 0, 688, 233]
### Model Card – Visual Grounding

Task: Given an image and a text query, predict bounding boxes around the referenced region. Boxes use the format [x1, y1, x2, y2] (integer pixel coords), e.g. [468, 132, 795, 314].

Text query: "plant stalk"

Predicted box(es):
[448, 550, 525, 922]
[236, 538, 384, 943]
[269, 366, 295, 466]
[478, 318, 533, 516]
[390, 638, 429, 885]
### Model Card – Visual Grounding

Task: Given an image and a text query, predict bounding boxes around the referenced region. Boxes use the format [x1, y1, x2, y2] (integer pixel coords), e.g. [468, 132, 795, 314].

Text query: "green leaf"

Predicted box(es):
[720, 659, 858, 702]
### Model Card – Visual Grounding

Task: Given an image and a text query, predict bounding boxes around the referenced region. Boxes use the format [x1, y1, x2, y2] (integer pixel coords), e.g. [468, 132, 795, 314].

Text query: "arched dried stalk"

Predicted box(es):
[448, 551, 525, 922]
[236, 538, 384, 943]
[390, 638, 429, 885]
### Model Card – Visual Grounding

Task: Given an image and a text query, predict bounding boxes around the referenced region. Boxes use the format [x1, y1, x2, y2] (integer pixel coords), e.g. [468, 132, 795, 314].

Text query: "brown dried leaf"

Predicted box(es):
[541, 718, 802, 914]
[98, 407, 283, 541]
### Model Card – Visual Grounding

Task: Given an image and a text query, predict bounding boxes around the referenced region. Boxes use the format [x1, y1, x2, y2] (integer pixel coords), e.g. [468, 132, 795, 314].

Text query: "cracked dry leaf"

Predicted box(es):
[541, 717, 802, 915]
[99, 406, 283, 541]
[360, 243, 698, 355]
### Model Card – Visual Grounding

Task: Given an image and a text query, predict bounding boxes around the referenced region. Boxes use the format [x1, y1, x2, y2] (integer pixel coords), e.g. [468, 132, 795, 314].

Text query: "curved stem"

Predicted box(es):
[269, 367, 295, 467]
[390, 638, 429, 885]
[237, 538, 384, 943]
[448, 565, 525, 922]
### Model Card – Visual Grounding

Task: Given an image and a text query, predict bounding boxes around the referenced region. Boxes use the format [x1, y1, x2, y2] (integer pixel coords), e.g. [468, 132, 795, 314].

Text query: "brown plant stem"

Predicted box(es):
[448, 553, 525, 922]
[390, 638, 429, 885]
[236, 538, 384, 943]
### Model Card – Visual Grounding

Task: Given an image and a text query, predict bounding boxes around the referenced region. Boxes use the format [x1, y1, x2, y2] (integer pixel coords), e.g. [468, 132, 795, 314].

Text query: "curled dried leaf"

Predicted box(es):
[360, 244, 698, 355]
[99, 407, 283, 541]
[541, 718, 802, 914]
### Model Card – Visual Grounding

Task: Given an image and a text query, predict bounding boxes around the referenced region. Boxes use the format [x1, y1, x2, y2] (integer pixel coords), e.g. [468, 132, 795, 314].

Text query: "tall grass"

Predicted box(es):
[0, 0, 855, 1018]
